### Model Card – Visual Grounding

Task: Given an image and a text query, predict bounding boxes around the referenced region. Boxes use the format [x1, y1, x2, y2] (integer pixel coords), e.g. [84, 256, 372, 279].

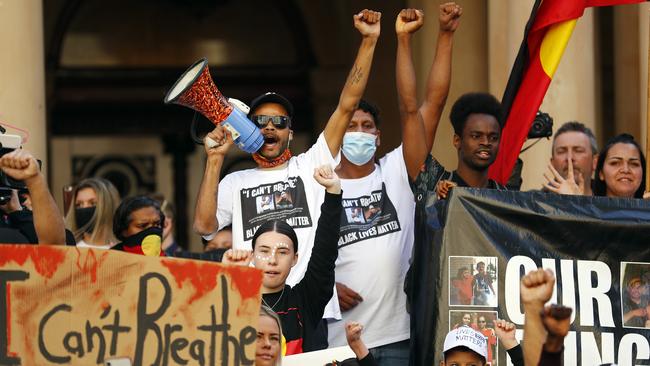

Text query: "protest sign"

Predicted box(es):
[0, 245, 262, 365]
[408, 188, 650, 366]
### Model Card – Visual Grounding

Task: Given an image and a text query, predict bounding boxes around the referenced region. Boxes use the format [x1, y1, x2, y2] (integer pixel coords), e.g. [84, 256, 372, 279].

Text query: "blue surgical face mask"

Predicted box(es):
[342, 132, 377, 166]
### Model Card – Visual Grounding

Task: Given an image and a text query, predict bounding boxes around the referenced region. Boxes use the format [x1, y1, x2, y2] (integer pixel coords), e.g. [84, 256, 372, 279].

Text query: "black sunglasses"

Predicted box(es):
[251, 115, 291, 129]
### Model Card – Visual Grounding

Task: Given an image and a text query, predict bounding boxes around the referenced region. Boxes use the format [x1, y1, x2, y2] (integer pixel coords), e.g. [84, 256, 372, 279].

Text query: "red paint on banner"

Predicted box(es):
[91, 289, 103, 302]
[161, 259, 221, 304]
[0, 245, 66, 279]
[74, 249, 109, 283]
[225, 265, 262, 301]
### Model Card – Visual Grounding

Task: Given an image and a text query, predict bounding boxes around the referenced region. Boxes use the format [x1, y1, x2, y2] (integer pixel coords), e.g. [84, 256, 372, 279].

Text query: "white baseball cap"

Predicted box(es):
[443, 327, 488, 360]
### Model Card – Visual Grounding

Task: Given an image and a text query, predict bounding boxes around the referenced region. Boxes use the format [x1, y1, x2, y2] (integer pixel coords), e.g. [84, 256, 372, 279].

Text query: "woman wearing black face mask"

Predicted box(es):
[112, 196, 166, 256]
[64, 178, 120, 249]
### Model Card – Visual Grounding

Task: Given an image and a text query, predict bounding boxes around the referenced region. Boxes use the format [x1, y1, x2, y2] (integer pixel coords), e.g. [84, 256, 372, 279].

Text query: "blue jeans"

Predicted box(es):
[369, 339, 410, 366]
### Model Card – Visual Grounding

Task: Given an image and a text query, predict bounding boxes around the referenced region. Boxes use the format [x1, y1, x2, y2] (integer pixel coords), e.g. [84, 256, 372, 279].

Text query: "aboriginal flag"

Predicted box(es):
[488, 0, 646, 185]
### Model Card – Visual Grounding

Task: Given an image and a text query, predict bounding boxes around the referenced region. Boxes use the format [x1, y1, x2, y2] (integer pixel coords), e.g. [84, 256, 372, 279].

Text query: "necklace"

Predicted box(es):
[262, 286, 285, 310]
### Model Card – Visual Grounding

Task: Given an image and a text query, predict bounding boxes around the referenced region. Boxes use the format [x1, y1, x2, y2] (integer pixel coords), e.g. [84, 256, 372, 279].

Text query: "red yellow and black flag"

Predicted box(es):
[489, 0, 646, 185]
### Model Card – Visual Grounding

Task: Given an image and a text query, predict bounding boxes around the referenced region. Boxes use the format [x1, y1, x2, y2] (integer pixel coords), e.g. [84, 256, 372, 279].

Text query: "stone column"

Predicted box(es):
[637, 3, 650, 151]
[0, 0, 47, 167]
[612, 6, 641, 140]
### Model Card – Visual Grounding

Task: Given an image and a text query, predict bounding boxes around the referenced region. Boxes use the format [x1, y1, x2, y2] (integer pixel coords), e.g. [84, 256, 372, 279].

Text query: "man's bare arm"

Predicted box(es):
[395, 8, 428, 180]
[0, 150, 65, 245]
[521, 268, 555, 366]
[323, 9, 380, 157]
[193, 126, 233, 236]
[419, 3, 461, 152]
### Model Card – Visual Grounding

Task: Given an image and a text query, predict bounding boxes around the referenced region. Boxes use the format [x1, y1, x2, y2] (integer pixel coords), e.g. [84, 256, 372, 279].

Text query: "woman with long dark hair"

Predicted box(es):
[594, 134, 647, 199]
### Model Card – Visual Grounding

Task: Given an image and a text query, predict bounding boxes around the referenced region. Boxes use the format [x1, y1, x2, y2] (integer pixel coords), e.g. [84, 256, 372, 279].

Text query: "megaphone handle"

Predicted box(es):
[205, 136, 218, 148]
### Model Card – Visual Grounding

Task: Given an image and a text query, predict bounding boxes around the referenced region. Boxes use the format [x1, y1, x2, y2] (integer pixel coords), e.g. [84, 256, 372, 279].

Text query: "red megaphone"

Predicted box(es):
[164, 58, 263, 153]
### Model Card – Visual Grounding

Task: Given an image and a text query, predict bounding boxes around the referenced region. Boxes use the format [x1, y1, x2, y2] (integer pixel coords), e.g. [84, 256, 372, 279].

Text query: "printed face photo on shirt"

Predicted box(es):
[256, 194, 275, 214]
[363, 204, 382, 222]
[274, 191, 293, 210]
[345, 207, 366, 224]
[449, 256, 498, 307]
[620, 262, 650, 329]
[449, 310, 499, 366]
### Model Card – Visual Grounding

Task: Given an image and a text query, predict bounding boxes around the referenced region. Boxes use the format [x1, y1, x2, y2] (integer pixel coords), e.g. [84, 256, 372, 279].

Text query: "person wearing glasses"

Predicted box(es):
[476, 315, 497, 365]
[193, 9, 382, 343]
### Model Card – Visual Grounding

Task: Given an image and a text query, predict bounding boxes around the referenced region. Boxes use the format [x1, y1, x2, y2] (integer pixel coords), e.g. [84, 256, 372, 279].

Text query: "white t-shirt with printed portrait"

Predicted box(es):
[215, 132, 341, 319]
[327, 145, 414, 348]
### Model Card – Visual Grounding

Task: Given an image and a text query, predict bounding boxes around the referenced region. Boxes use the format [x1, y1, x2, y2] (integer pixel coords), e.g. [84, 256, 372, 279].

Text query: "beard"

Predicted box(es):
[259, 137, 290, 160]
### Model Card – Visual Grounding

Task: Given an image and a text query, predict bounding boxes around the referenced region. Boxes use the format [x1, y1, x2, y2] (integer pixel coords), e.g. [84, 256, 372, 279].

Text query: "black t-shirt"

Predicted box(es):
[410, 155, 504, 197]
[623, 296, 648, 328]
[173, 248, 227, 262]
[0, 227, 29, 243]
[1, 210, 75, 245]
[261, 191, 342, 355]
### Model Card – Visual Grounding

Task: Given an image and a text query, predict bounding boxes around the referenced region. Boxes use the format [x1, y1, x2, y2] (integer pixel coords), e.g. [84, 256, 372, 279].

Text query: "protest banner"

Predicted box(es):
[408, 188, 650, 366]
[0, 245, 262, 365]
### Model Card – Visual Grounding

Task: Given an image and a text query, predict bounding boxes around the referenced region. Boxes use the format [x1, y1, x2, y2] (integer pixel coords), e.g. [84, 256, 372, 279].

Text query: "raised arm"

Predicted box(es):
[395, 8, 429, 180]
[294, 165, 342, 326]
[419, 3, 461, 152]
[521, 268, 555, 366]
[0, 149, 65, 245]
[323, 9, 381, 157]
[346, 322, 377, 365]
[494, 319, 524, 366]
[193, 125, 233, 236]
[538, 304, 571, 365]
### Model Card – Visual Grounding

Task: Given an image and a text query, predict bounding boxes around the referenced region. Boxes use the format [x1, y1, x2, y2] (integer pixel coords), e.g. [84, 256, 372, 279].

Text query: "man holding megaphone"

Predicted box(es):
[192, 9, 381, 353]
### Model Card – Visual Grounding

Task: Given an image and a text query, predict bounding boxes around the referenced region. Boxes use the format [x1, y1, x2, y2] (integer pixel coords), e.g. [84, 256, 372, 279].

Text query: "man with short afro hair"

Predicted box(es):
[449, 93, 502, 136]
[411, 92, 505, 200]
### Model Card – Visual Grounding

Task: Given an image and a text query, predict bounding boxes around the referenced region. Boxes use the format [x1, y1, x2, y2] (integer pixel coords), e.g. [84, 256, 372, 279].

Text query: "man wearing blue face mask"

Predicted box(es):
[327, 5, 461, 366]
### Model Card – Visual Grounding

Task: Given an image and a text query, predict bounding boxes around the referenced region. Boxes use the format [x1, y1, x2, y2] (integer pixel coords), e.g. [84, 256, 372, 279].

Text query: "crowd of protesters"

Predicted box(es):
[2, 2, 650, 366]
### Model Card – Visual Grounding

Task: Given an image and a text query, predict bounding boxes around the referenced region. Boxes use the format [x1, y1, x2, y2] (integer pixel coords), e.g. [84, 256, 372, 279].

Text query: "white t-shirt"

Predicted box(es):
[327, 146, 414, 348]
[76, 240, 112, 250]
[216, 133, 341, 319]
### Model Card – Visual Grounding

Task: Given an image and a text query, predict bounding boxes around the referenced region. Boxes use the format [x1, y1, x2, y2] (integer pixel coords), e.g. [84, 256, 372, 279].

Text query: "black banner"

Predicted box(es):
[408, 188, 650, 366]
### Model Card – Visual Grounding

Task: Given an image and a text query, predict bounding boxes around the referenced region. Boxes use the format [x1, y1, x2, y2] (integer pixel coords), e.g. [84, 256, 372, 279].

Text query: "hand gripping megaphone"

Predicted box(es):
[164, 58, 263, 153]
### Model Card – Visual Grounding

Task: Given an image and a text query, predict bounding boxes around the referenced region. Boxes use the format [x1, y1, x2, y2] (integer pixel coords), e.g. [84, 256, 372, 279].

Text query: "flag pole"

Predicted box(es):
[646, 11, 650, 191]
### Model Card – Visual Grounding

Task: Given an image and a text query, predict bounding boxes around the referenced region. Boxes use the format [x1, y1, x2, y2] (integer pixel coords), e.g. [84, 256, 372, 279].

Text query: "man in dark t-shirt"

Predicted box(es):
[622, 277, 649, 328]
[472, 261, 495, 306]
[410, 93, 505, 199]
